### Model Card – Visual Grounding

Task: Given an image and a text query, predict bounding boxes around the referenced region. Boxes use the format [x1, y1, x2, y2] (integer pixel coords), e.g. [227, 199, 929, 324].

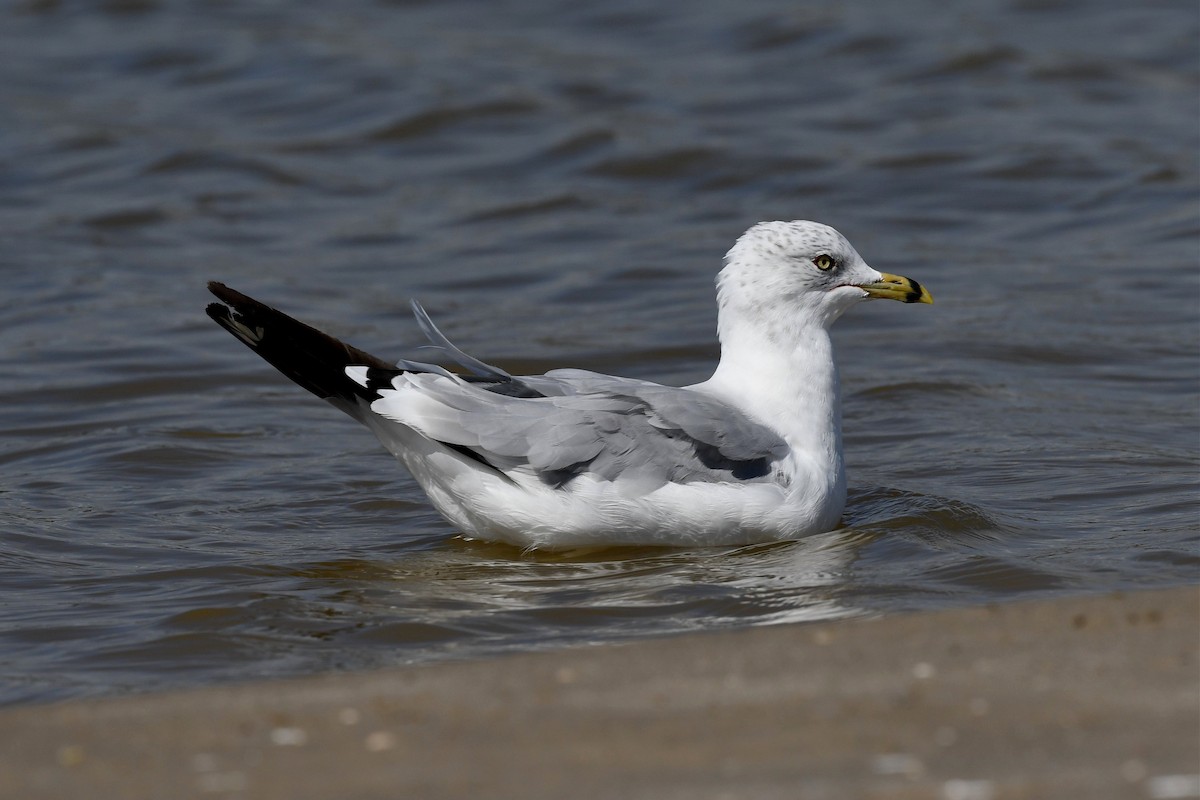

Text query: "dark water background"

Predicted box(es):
[1, 0, 1196, 706]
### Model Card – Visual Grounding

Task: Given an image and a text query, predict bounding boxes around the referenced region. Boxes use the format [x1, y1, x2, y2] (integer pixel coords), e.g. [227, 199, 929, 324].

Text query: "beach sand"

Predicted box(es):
[2, 586, 1196, 799]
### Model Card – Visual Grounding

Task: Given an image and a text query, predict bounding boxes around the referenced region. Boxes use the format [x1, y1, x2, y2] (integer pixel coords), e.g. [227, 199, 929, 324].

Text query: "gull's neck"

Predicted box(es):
[693, 311, 845, 492]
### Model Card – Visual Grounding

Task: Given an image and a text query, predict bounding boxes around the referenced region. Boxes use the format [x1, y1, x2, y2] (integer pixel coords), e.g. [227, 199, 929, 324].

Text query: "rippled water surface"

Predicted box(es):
[1, 0, 1197, 705]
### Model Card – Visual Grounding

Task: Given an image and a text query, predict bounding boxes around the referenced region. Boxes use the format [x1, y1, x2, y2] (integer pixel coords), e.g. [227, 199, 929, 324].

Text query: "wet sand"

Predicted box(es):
[2, 586, 1196, 800]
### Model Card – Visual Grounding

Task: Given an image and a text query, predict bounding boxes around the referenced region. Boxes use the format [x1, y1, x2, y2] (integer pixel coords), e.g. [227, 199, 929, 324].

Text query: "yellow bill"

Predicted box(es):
[857, 272, 933, 304]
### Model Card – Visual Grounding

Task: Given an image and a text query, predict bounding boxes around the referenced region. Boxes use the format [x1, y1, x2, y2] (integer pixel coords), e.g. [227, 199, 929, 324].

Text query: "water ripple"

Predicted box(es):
[0, 0, 1195, 705]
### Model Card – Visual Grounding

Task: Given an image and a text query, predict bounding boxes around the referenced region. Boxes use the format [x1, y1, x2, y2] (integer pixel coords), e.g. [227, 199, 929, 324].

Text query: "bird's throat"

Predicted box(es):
[699, 324, 843, 481]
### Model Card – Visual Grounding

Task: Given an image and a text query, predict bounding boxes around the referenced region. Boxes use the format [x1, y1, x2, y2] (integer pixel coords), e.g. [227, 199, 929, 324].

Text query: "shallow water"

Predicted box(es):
[1, 0, 1196, 705]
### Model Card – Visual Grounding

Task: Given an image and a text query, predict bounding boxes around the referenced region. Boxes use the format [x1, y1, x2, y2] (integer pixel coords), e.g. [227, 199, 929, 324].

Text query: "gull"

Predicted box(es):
[206, 220, 931, 549]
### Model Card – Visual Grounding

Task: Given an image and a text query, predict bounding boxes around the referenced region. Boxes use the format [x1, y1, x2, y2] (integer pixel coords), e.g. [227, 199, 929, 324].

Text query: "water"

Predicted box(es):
[1, 0, 1196, 706]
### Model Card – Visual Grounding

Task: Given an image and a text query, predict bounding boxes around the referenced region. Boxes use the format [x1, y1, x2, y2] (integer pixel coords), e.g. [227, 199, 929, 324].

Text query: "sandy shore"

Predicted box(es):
[2, 586, 1196, 800]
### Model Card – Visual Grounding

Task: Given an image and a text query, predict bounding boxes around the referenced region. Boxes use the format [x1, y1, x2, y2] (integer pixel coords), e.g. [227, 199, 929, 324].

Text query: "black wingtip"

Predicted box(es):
[205, 300, 233, 327]
[208, 281, 259, 310]
[205, 282, 394, 410]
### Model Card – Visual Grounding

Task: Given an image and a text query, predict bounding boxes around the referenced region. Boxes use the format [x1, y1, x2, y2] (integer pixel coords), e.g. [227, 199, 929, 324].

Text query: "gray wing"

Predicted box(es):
[369, 369, 789, 492]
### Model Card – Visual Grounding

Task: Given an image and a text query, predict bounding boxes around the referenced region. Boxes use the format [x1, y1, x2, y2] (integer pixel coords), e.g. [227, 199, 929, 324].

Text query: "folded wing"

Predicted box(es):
[207, 283, 790, 495]
[360, 368, 789, 492]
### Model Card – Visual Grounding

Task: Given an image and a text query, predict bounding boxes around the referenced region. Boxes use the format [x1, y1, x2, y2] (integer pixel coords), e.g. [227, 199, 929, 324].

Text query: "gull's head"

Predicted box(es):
[717, 220, 932, 333]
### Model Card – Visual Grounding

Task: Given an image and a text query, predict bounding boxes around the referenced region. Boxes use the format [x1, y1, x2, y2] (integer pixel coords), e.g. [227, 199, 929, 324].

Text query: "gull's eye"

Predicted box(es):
[812, 254, 837, 271]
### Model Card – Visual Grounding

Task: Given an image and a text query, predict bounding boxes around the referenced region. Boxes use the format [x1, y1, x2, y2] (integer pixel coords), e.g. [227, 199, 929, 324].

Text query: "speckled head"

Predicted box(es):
[717, 220, 931, 332]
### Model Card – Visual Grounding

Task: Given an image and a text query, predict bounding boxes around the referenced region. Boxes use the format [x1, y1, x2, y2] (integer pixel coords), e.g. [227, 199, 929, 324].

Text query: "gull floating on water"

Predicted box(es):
[206, 220, 931, 549]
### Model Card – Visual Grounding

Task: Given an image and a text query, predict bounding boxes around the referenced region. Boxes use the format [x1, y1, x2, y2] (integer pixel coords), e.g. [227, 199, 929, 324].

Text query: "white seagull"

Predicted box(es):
[206, 220, 932, 549]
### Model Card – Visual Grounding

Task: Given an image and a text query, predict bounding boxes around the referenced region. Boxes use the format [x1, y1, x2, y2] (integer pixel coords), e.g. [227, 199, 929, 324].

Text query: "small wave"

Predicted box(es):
[367, 99, 542, 142]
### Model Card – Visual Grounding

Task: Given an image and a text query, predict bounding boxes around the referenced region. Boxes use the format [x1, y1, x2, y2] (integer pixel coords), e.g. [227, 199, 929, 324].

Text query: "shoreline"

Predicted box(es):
[3, 586, 1197, 799]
